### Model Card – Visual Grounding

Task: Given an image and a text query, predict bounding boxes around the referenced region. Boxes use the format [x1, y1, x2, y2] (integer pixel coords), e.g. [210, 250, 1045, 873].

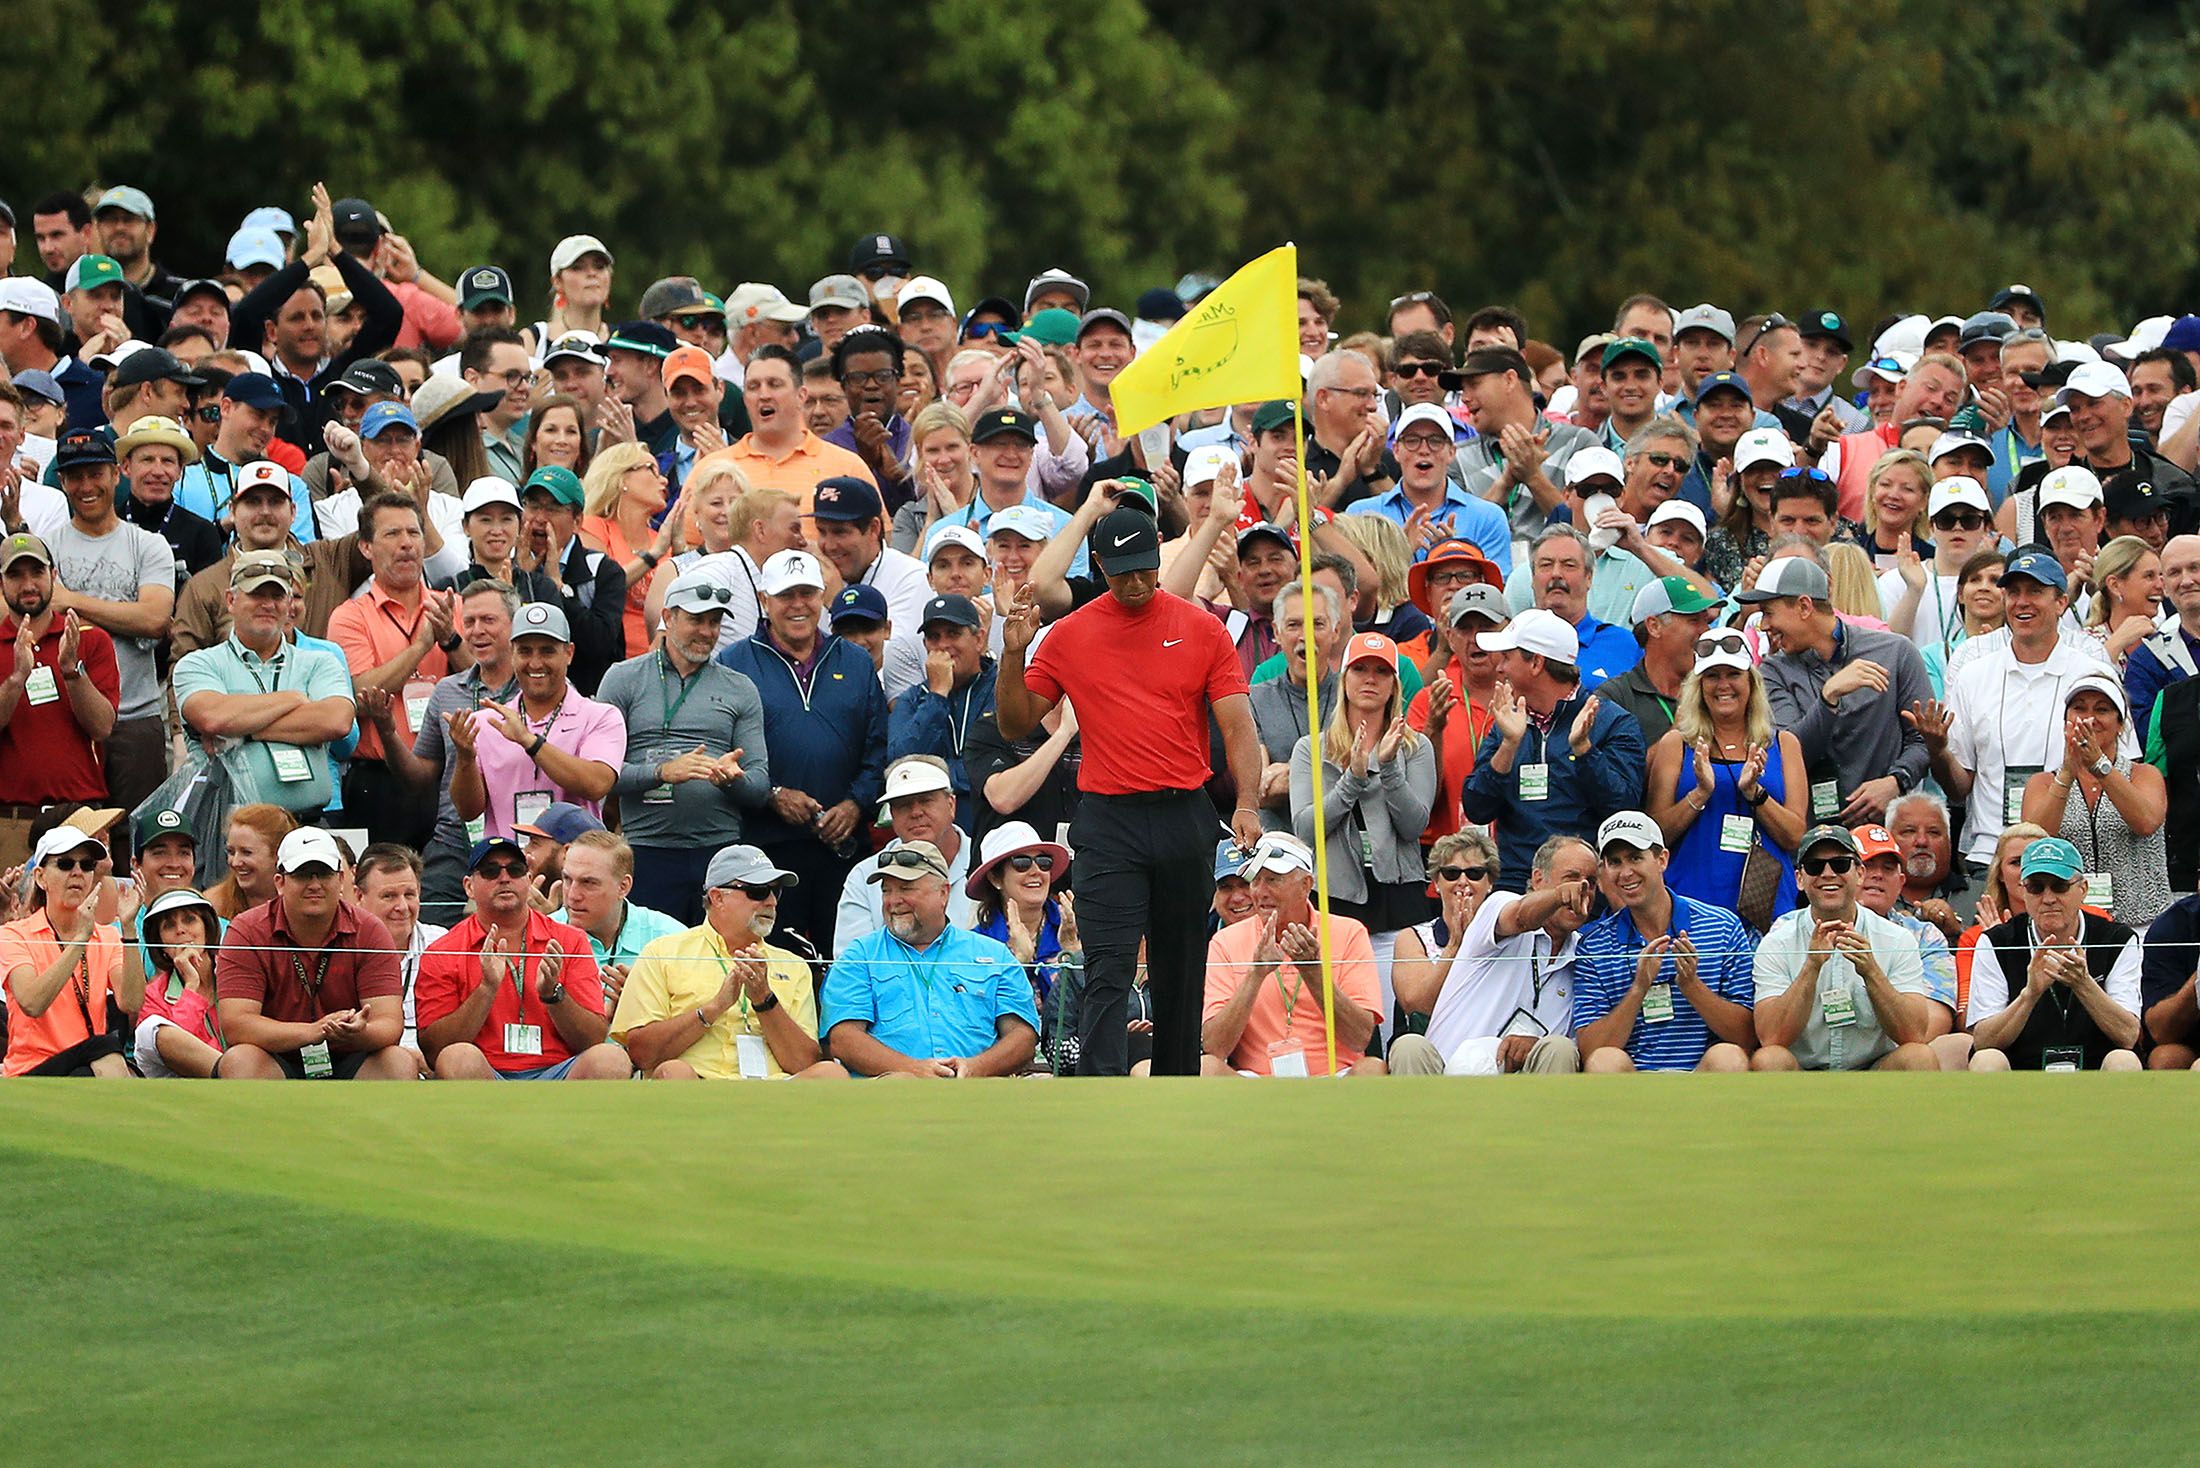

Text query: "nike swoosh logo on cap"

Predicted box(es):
[1113, 533, 1136, 546]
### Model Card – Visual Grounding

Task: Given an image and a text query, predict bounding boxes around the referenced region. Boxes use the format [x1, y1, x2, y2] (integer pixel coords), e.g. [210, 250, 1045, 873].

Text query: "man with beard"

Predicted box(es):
[0, 533, 118, 863]
[90, 186, 182, 308]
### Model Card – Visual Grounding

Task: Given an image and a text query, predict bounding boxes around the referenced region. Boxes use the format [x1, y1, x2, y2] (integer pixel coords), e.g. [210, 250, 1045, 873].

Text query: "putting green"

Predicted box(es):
[4, 1078, 2196, 1463]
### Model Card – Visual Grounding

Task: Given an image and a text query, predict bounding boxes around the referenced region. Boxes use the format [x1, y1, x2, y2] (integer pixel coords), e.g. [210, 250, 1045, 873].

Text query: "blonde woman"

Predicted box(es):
[581, 441, 687, 657]
[1825, 542, 1889, 628]
[1855, 448, 1932, 569]
[894, 401, 975, 554]
[2084, 534, 2161, 666]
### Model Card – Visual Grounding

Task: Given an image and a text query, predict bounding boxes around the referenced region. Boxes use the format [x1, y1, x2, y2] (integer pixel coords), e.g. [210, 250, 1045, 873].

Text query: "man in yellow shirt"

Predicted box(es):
[609, 843, 846, 1079]
[696, 345, 873, 518]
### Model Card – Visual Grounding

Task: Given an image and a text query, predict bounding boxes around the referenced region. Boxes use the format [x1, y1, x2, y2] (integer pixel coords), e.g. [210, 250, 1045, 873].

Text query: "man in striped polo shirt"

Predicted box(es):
[1572, 810, 1756, 1072]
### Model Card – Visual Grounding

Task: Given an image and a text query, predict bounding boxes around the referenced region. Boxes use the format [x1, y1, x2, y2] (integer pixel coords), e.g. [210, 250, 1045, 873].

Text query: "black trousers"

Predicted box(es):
[1070, 789, 1216, 1076]
[341, 758, 438, 852]
[761, 839, 862, 959]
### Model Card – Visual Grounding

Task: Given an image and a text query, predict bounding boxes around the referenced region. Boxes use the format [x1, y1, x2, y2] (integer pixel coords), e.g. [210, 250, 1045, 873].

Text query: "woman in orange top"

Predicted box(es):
[1403, 584, 1510, 851]
[0, 826, 135, 1076]
[580, 441, 689, 656]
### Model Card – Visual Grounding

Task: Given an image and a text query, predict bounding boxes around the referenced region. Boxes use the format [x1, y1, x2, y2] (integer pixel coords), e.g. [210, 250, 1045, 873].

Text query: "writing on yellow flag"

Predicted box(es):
[1107, 244, 1303, 437]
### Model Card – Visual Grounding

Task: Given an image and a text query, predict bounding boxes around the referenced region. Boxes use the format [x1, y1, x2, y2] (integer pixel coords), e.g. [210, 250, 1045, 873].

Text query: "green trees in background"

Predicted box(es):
[9, 0, 2195, 343]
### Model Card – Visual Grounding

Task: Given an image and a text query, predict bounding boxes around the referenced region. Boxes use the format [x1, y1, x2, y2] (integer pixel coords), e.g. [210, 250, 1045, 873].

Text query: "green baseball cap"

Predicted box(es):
[523, 465, 585, 509]
[1114, 474, 1158, 513]
[133, 806, 195, 852]
[1629, 574, 1723, 622]
[65, 254, 125, 294]
[1601, 337, 1663, 373]
[1251, 399, 1299, 435]
[1003, 307, 1080, 348]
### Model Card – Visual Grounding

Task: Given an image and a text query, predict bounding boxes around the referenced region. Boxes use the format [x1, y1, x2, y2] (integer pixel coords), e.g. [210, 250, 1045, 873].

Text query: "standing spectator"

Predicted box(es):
[1750, 825, 1937, 1071]
[1460, 609, 1646, 893]
[114, 413, 224, 580]
[0, 825, 133, 1076]
[451, 601, 625, 842]
[2017, 674, 2169, 928]
[171, 456, 388, 653]
[1248, 578, 1342, 831]
[1967, 837, 2143, 1071]
[720, 549, 889, 952]
[45, 427, 174, 816]
[354, 843, 445, 1057]
[1510, 527, 1639, 685]
[996, 508, 1263, 1076]
[1451, 344, 1601, 538]
[1386, 833, 1596, 1076]
[172, 372, 318, 537]
[1879, 476, 1996, 661]
[645, 481, 803, 655]
[1744, 555, 1931, 825]
[595, 569, 771, 922]
[835, 756, 979, 951]
[212, 827, 416, 1080]
[515, 464, 628, 692]
[1346, 401, 1511, 570]
[327, 494, 457, 847]
[414, 837, 628, 1081]
[1406, 583, 1508, 846]
[578, 442, 681, 657]
[0, 532, 118, 864]
[611, 843, 839, 1080]
[1199, 832, 1385, 1076]
[656, 344, 727, 499]
[706, 344, 874, 516]
[549, 830, 684, 1009]
[888, 593, 995, 833]
[173, 551, 355, 819]
[2140, 893, 2200, 1068]
[1572, 811, 1756, 1072]
[1645, 630, 1807, 926]
[821, 841, 1038, 1077]
[1597, 575, 1723, 746]
[2124, 533, 2200, 734]
[1703, 428, 1795, 591]
[821, 327, 916, 505]
[810, 475, 928, 665]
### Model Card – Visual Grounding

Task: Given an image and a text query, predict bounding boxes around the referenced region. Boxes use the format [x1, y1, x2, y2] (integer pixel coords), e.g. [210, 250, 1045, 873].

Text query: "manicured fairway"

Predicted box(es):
[3, 1078, 2195, 1464]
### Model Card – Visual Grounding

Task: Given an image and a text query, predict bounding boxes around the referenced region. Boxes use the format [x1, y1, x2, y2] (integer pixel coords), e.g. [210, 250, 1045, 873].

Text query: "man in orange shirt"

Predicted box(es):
[328, 492, 457, 847]
[1200, 832, 1385, 1076]
[697, 345, 872, 518]
[1, 824, 134, 1076]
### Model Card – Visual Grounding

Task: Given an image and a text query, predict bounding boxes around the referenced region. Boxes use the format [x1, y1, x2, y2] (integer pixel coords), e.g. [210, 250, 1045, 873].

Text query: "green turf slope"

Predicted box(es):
[2, 1078, 2196, 1464]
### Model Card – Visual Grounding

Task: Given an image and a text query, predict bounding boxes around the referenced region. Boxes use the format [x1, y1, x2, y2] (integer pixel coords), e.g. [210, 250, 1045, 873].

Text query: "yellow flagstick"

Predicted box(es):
[1291, 399, 1339, 1077]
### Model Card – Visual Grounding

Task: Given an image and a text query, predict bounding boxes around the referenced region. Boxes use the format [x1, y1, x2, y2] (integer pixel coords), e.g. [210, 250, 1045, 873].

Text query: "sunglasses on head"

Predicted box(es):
[1932, 510, 1988, 531]
[1006, 852, 1057, 873]
[1778, 466, 1833, 484]
[47, 855, 99, 873]
[474, 858, 528, 879]
[1436, 864, 1490, 882]
[1799, 854, 1856, 876]
[1739, 312, 1792, 358]
[676, 585, 734, 606]
[1394, 361, 1448, 378]
[2023, 875, 2074, 896]
[1390, 290, 1442, 311]
[1696, 631, 1748, 657]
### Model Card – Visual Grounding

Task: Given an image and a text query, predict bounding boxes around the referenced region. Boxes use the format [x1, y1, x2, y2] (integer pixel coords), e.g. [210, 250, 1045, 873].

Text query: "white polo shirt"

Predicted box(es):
[1421, 892, 1579, 1069]
[1944, 633, 2124, 864]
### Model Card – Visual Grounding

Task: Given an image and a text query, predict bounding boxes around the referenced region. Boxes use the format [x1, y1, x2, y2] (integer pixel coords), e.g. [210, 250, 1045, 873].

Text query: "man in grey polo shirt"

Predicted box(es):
[172, 550, 354, 818]
[595, 569, 772, 925]
[1741, 553, 1931, 826]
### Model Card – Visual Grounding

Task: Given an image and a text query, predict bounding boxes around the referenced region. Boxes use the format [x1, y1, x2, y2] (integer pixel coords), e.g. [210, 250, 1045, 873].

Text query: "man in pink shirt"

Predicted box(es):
[451, 601, 626, 841]
[1200, 833, 1386, 1076]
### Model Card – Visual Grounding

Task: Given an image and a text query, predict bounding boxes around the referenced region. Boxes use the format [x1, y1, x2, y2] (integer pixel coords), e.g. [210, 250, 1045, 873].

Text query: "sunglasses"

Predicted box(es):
[47, 855, 100, 873]
[1778, 466, 1833, 484]
[1799, 854, 1857, 876]
[674, 585, 734, 606]
[965, 321, 1013, 340]
[1739, 312, 1792, 358]
[1932, 510, 1988, 531]
[1006, 852, 1057, 873]
[1389, 290, 1443, 311]
[1696, 631, 1749, 658]
[1644, 452, 1687, 469]
[191, 405, 222, 423]
[736, 882, 781, 900]
[1394, 361, 1448, 378]
[474, 858, 528, 879]
[1436, 865, 1490, 882]
[2023, 875, 2074, 896]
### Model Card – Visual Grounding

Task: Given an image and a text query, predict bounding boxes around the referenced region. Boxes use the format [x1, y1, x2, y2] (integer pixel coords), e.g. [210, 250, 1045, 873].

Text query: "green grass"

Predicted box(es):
[4, 1077, 2198, 1463]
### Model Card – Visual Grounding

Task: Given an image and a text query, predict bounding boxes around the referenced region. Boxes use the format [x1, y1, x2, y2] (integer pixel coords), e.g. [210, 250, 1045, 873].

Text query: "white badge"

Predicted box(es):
[1719, 813, 1756, 855]
[513, 791, 552, 831]
[644, 783, 675, 805]
[2004, 765, 2042, 827]
[1809, 779, 1840, 822]
[403, 680, 435, 733]
[1518, 763, 1550, 801]
[270, 746, 314, 783]
[1268, 1040, 1311, 1078]
[1822, 983, 1858, 1028]
[1641, 983, 1675, 1024]
[736, 1031, 769, 1079]
[503, 1022, 543, 1057]
[2086, 872, 2114, 909]
[298, 1041, 333, 1079]
[463, 815, 487, 847]
[22, 665, 58, 706]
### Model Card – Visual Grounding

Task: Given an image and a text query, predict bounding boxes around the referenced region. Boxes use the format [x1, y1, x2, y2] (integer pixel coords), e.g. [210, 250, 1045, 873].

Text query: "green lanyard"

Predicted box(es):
[656, 652, 701, 728]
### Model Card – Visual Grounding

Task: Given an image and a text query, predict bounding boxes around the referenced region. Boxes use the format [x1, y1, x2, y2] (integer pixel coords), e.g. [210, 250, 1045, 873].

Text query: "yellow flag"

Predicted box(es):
[1106, 244, 1302, 437]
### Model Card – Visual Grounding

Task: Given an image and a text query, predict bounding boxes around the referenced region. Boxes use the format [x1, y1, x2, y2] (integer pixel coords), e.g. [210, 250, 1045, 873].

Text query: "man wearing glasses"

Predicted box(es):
[1303, 350, 1399, 510]
[1345, 402, 1511, 571]
[1749, 825, 1937, 1072]
[596, 569, 772, 924]
[459, 326, 535, 483]
[1966, 836, 2143, 1072]
[1880, 478, 1997, 659]
[1386, 331, 1454, 416]
[822, 325, 915, 504]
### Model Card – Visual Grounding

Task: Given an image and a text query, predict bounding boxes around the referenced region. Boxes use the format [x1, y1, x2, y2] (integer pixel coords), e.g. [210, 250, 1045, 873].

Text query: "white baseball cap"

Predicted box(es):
[1926, 478, 1991, 519]
[1241, 832, 1316, 877]
[1567, 445, 1625, 487]
[236, 460, 292, 499]
[2037, 465, 2105, 512]
[1926, 429, 1993, 465]
[924, 524, 986, 563]
[896, 276, 956, 315]
[1391, 403, 1458, 444]
[276, 827, 344, 874]
[1646, 500, 1707, 538]
[1474, 606, 1578, 663]
[542, 332, 608, 367]
[2106, 316, 2173, 361]
[881, 757, 954, 804]
[1850, 354, 1913, 391]
[460, 476, 522, 516]
[2054, 361, 2132, 405]
[1732, 428, 1796, 473]
[986, 504, 1056, 543]
[31, 825, 106, 868]
[0, 277, 61, 325]
[759, 549, 825, 595]
[1182, 443, 1238, 489]
[549, 234, 613, 273]
[1595, 810, 1663, 853]
[723, 282, 809, 325]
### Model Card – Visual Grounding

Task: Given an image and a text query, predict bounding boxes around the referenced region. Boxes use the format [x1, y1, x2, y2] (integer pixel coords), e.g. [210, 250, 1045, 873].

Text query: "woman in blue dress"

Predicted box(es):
[1644, 629, 1810, 932]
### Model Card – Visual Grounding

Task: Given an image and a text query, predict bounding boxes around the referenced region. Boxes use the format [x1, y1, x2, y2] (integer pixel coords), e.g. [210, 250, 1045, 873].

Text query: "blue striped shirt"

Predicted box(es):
[1572, 893, 1754, 1071]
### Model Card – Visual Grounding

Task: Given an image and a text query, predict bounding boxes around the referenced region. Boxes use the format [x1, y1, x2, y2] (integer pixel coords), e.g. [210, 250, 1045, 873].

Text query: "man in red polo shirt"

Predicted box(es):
[0, 531, 120, 869]
[997, 506, 1261, 1075]
[214, 827, 416, 1080]
[414, 836, 626, 1079]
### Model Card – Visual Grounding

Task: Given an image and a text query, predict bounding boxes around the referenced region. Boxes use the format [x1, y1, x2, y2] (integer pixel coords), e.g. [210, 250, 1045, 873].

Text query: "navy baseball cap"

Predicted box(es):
[919, 593, 982, 631]
[53, 428, 117, 469]
[811, 476, 883, 522]
[511, 802, 605, 844]
[830, 583, 890, 628]
[2000, 545, 2069, 593]
[1692, 369, 1752, 405]
[605, 321, 677, 358]
[1213, 838, 1250, 882]
[223, 371, 287, 411]
[465, 836, 526, 870]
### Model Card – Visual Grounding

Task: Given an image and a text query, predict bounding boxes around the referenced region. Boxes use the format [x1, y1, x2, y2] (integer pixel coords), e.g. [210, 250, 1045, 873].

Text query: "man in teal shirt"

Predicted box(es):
[552, 829, 683, 1014]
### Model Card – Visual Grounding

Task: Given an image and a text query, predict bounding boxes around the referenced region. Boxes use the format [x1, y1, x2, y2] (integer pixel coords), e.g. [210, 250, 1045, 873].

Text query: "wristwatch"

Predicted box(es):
[753, 991, 780, 1013]
[439, 632, 462, 653]
[527, 733, 547, 759]
[2090, 756, 2113, 777]
[60, 663, 83, 681]
[1743, 786, 1769, 808]
[537, 981, 566, 1006]
[637, 548, 661, 569]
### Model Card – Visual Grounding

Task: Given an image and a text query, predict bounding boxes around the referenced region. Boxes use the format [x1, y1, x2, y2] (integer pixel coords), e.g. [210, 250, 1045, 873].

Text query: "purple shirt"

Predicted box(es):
[470, 689, 629, 839]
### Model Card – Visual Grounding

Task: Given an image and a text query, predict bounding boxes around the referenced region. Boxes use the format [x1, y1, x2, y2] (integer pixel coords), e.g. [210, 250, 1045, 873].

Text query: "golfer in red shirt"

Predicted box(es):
[998, 506, 1262, 1074]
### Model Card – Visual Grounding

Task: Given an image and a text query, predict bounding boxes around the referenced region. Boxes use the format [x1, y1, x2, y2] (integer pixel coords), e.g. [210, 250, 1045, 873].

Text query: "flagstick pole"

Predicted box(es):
[1290, 403, 1339, 1077]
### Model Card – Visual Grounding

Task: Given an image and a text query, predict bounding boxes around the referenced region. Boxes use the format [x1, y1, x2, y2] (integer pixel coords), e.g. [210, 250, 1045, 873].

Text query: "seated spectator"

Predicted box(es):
[1852, 822, 1967, 1069]
[1390, 832, 1592, 1074]
[0, 531, 119, 858]
[450, 601, 625, 840]
[1886, 790, 1970, 941]
[128, 806, 205, 958]
[1, 825, 133, 1076]
[1645, 629, 1806, 929]
[173, 550, 356, 819]
[213, 828, 416, 1080]
[127, 887, 225, 1079]
[611, 843, 840, 1080]
[837, 755, 978, 953]
[2139, 893, 2200, 1069]
[821, 841, 1037, 1077]
[1967, 836, 2143, 1071]
[2017, 673, 2170, 928]
[206, 803, 296, 921]
[1460, 609, 1646, 892]
[1954, 821, 2050, 1028]
[551, 830, 684, 1012]
[415, 837, 628, 1080]
[1749, 825, 1937, 1071]
[1210, 837, 1257, 934]
[1200, 832, 1385, 1077]
[1250, 576, 1343, 832]
[1573, 811, 1755, 1072]
[965, 820, 1081, 1072]
[888, 593, 995, 833]
[353, 842, 444, 1059]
